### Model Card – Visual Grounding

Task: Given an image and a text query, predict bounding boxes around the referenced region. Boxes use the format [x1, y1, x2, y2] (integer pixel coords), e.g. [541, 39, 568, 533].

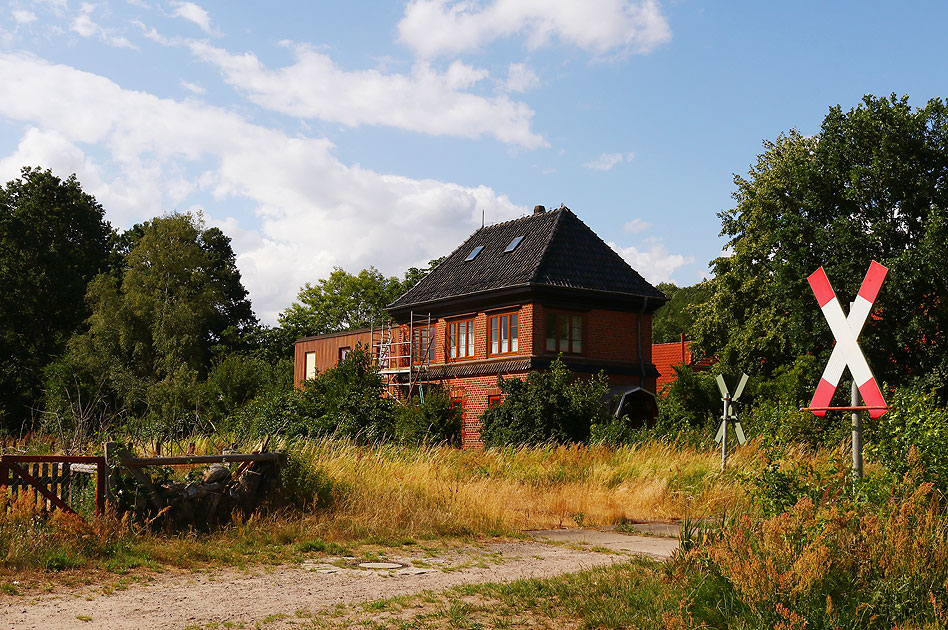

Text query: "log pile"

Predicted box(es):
[109, 445, 283, 530]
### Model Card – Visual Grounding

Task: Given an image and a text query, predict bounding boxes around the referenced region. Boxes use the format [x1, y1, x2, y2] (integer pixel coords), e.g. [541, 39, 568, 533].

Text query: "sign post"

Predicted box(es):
[803, 261, 888, 480]
[715, 373, 748, 470]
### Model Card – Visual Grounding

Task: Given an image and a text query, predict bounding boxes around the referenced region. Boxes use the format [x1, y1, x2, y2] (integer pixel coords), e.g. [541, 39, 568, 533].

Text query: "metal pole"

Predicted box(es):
[721, 397, 729, 470]
[851, 378, 863, 480]
[849, 299, 863, 482]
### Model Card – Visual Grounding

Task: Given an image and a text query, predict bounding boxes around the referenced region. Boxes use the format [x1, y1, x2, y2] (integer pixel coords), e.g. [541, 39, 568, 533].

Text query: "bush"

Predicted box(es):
[589, 415, 647, 447]
[865, 386, 948, 492]
[479, 358, 610, 447]
[281, 444, 338, 511]
[230, 344, 395, 443]
[394, 386, 461, 445]
[656, 364, 720, 433]
[201, 353, 291, 429]
[306, 344, 395, 442]
[677, 470, 948, 629]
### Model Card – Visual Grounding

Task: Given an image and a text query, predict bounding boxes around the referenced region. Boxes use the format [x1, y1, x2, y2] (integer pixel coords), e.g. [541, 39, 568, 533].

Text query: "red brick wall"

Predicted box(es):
[531, 305, 651, 363]
[398, 304, 536, 365]
[442, 372, 527, 448]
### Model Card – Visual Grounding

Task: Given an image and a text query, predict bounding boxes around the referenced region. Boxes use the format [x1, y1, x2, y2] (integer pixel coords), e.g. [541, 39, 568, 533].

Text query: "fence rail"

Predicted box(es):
[0, 455, 106, 516]
[0, 446, 281, 521]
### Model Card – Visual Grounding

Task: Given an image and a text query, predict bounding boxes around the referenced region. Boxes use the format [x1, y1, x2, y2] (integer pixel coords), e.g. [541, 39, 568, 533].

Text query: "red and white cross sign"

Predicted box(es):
[808, 261, 888, 418]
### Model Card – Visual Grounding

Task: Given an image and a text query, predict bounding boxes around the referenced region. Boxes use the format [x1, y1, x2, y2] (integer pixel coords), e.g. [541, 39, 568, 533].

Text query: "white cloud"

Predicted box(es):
[189, 42, 547, 149]
[0, 52, 524, 323]
[609, 239, 693, 284]
[583, 151, 633, 171]
[503, 62, 539, 93]
[170, 1, 217, 35]
[179, 79, 205, 94]
[398, 0, 671, 59]
[622, 217, 650, 233]
[12, 10, 37, 24]
[70, 4, 137, 48]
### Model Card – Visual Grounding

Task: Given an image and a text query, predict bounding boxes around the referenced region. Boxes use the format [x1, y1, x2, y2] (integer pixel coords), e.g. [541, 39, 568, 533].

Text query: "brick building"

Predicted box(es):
[295, 205, 667, 447]
[652, 335, 715, 391]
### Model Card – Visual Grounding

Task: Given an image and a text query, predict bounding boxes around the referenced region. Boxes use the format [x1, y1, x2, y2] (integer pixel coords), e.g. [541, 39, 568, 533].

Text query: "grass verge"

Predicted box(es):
[0, 436, 770, 583]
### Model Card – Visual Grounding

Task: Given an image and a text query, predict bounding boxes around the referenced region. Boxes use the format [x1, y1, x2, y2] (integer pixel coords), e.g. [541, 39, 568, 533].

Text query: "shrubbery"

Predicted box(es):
[673, 454, 948, 629]
[479, 358, 610, 447]
[232, 345, 460, 446]
[865, 386, 948, 492]
[394, 387, 461, 446]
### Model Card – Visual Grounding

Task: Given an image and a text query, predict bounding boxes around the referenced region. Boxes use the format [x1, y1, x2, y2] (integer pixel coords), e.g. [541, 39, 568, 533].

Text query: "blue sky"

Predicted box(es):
[1, 1, 946, 324]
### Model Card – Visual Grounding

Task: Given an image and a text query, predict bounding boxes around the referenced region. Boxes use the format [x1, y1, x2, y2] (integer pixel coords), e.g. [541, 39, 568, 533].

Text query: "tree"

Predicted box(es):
[0, 167, 114, 430]
[279, 267, 403, 340]
[47, 212, 256, 436]
[278, 257, 445, 343]
[694, 94, 948, 396]
[651, 281, 714, 343]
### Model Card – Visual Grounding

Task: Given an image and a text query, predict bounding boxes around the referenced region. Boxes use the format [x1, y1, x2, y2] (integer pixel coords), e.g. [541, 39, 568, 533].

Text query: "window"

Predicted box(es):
[487, 394, 503, 407]
[304, 351, 316, 380]
[504, 236, 524, 253]
[448, 319, 475, 359]
[412, 326, 435, 362]
[489, 312, 518, 355]
[546, 313, 583, 354]
[450, 395, 464, 412]
[339, 346, 350, 361]
[464, 245, 484, 261]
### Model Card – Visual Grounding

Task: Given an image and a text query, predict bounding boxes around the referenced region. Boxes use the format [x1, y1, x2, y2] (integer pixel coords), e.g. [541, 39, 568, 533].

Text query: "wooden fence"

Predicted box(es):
[0, 446, 281, 521]
[0, 455, 106, 516]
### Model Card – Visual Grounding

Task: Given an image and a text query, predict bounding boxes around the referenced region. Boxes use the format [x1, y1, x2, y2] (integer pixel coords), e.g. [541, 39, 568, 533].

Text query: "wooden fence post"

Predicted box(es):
[103, 442, 119, 507]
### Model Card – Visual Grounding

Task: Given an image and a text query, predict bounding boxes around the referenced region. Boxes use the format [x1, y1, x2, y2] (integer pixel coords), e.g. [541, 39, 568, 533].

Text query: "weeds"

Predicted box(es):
[671, 458, 948, 629]
[0, 436, 755, 579]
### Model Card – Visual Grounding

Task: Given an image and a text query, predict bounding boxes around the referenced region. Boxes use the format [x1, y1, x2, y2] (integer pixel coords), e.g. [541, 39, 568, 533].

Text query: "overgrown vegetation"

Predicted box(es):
[0, 436, 754, 578]
[480, 358, 611, 447]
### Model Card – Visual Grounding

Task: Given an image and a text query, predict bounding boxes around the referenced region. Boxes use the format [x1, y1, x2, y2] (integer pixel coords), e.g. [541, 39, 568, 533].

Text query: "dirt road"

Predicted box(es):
[0, 529, 677, 630]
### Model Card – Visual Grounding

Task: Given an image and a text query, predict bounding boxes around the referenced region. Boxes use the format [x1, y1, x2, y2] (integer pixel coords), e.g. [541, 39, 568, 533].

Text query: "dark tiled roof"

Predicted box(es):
[390, 207, 665, 310]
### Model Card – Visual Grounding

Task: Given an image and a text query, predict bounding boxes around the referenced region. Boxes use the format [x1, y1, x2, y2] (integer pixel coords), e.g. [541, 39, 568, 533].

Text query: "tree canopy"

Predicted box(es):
[694, 94, 948, 396]
[0, 167, 114, 429]
[652, 281, 714, 343]
[48, 212, 256, 435]
[278, 257, 445, 342]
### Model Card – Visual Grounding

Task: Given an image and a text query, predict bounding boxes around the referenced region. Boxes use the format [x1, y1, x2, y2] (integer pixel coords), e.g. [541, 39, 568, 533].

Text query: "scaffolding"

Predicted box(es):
[370, 312, 434, 403]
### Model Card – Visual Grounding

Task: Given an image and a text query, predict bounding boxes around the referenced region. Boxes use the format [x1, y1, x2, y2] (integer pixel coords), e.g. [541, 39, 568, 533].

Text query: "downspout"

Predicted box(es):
[637, 297, 649, 387]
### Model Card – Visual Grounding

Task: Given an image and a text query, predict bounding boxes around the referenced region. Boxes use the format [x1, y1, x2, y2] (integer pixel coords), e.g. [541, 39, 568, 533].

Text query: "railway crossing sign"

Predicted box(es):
[715, 373, 748, 468]
[806, 261, 888, 418]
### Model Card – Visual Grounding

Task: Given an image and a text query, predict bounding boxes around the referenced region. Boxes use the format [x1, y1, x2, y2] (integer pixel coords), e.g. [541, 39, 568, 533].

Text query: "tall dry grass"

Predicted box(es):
[276, 437, 770, 540]
[0, 436, 785, 575]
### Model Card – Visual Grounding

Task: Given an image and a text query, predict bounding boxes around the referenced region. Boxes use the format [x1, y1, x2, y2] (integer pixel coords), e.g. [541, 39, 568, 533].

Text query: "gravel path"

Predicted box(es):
[0, 530, 677, 630]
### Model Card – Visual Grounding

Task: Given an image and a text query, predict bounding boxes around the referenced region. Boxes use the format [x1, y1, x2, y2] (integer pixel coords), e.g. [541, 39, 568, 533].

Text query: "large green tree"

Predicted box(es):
[278, 257, 444, 342]
[0, 167, 114, 430]
[694, 94, 948, 395]
[48, 212, 256, 435]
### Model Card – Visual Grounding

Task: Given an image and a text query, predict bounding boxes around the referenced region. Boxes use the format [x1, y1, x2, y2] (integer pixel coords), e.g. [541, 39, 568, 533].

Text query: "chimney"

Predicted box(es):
[533, 205, 546, 215]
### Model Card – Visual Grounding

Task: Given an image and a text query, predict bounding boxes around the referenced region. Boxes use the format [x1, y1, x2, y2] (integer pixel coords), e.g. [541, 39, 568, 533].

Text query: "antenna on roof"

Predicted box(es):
[481, 209, 485, 228]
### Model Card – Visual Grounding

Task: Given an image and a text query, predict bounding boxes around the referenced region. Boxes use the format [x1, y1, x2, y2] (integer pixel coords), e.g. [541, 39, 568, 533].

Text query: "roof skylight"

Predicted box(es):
[504, 236, 525, 253]
[464, 246, 484, 261]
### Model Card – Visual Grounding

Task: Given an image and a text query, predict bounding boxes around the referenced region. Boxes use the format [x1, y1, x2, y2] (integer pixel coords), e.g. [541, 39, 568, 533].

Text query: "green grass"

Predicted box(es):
[287, 557, 682, 629]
